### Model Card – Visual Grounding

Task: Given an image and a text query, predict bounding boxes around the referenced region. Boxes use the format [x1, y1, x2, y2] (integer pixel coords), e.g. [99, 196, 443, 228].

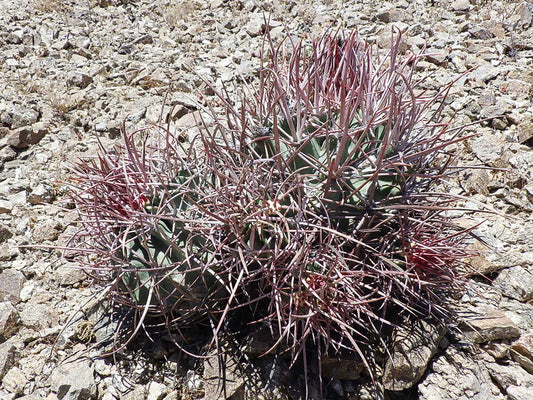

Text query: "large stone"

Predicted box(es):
[54, 263, 86, 286]
[3, 366, 28, 396]
[493, 266, 533, 302]
[419, 347, 503, 400]
[6, 124, 47, 149]
[460, 311, 520, 344]
[49, 359, 96, 400]
[486, 361, 533, 388]
[9, 106, 40, 130]
[20, 303, 59, 330]
[0, 302, 20, 340]
[383, 322, 446, 391]
[0, 269, 26, 304]
[507, 386, 533, 400]
[469, 133, 506, 167]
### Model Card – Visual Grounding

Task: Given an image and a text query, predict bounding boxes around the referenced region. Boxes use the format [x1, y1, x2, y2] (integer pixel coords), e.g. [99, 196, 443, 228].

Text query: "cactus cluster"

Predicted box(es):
[69, 29, 475, 372]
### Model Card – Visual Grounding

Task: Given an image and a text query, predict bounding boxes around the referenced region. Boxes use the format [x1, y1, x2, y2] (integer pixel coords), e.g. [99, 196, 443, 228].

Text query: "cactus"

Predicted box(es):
[68, 29, 476, 375]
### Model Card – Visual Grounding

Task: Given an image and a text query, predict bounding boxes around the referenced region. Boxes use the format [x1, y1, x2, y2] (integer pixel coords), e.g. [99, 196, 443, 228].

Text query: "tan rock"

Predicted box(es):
[461, 311, 520, 344]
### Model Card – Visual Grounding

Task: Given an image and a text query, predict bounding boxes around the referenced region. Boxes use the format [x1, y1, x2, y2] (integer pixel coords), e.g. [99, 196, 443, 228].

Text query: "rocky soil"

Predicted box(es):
[1, 0, 533, 399]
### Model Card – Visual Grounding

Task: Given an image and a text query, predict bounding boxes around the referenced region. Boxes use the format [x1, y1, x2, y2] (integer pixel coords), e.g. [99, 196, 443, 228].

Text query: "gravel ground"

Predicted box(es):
[1, 0, 533, 399]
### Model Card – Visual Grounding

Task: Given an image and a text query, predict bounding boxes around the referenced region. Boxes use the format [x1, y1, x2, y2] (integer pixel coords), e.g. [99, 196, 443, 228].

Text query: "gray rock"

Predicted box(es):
[0, 302, 20, 341]
[469, 64, 501, 83]
[3, 366, 28, 396]
[67, 72, 93, 88]
[9, 106, 40, 130]
[486, 361, 533, 388]
[120, 385, 146, 400]
[383, 322, 446, 391]
[460, 311, 520, 343]
[0, 269, 26, 304]
[469, 26, 495, 40]
[203, 351, 244, 400]
[507, 385, 533, 400]
[50, 360, 96, 400]
[0, 147, 17, 167]
[32, 219, 63, 242]
[469, 133, 506, 167]
[20, 303, 58, 330]
[26, 183, 55, 205]
[146, 381, 168, 400]
[54, 263, 86, 286]
[133, 34, 153, 45]
[0, 243, 18, 262]
[518, 1, 533, 28]
[0, 341, 16, 381]
[6, 30, 24, 45]
[184, 370, 203, 392]
[451, 0, 471, 12]
[419, 347, 503, 400]
[517, 119, 533, 145]
[494, 266, 533, 302]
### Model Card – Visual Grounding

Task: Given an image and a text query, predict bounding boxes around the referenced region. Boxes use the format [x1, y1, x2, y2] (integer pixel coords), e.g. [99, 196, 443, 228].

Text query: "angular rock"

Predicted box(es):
[0, 269, 26, 304]
[383, 322, 447, 391]
[0, 341, 16, 381]
[0, 146, 17, 164]
[469, 133, 506, 167]
[494, 266, 533, 302]
[20, 303, 58, 330]
[461, 311, 520, 344]
[507, 386, 533, 400]
[0, 302, 20, 340]
[203, 351, 244, 400]
[419, 347, 503, 400]
[120, 385, 146, 400]
[319, 355, 365, 380]
[9, 106, 40, 130]
[184, 370, 203, 392]
[0, 224, 13, 243]
[486, 361, 533, 388]
[3, 366, 28, 396]
[518, 1, 533, 28]
[67, 72, 93, 88]
[518, 119, 533, 145]
[54, 263, 86, 286]
[26, 183, 55, 205]
[49, 360, 96, 400]
[511, 332, 533, 373]
[6, 124, 48, 149]
[451, 0, 471, 12]
[147, 381, 168, 400]
[32, 219, 63, 242]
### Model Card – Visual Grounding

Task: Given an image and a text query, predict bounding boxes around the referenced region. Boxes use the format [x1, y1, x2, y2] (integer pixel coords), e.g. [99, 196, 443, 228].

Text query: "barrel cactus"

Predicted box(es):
[68, 29, 475, 373]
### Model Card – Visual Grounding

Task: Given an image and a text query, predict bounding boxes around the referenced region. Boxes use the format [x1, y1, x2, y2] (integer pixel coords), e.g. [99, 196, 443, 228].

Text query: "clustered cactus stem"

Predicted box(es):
[68, 28, 477, 378]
